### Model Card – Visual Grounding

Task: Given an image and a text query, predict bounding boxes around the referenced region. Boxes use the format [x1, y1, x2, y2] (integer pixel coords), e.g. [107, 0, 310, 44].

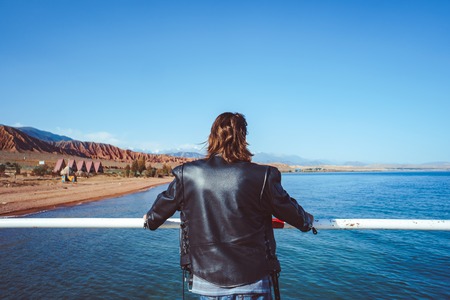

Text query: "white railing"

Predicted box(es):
[0, 218, 449, 230]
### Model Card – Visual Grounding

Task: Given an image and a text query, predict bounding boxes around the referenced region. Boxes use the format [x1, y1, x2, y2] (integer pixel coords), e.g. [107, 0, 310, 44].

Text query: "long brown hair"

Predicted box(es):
[206, 112, 253, 163]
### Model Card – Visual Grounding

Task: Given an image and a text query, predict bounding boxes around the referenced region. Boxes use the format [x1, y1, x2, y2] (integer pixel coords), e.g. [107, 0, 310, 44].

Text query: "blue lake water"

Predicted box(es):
[1, 171, 449, 299]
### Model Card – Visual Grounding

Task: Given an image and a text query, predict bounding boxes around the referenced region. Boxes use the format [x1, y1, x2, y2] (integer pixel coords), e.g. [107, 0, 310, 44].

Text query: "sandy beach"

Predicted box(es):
[0, 175, 173, 217]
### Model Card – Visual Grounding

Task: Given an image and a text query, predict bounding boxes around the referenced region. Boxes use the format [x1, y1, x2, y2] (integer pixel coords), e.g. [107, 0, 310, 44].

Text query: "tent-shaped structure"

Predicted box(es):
[85, 160, 95, 174]
[67, 159, 78, 172]
[53, 159, 66, 174]
[94, 161, 104, 173]
[76, 160, 87, 173]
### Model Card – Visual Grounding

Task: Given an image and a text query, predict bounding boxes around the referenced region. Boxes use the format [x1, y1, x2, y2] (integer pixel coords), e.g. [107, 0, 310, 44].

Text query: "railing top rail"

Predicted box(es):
[0, 218, 449, 230]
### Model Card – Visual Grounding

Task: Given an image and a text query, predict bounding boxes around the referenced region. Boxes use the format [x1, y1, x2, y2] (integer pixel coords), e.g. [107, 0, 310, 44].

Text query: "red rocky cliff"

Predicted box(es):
[0, 125, 190, 164]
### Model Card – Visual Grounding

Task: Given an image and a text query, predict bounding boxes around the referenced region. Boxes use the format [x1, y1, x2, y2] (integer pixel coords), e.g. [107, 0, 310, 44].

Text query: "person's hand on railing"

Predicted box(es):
[143, 214, 148, 229]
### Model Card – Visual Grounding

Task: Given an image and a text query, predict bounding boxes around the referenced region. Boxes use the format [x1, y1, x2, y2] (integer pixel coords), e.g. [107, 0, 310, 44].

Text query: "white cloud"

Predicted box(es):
[84, 131, 120, 145]
[128, 142, 205, 154]
[55, 127, 84, 140]
[55, 127, 121, 145]
[53, 127, 204, 154]
[175, 143, 206, 153]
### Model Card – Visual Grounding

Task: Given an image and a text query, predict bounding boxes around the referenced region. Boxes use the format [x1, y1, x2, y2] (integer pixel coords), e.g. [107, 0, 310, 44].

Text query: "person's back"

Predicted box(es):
[144, 112, 314, 299]
[180, 155, 276, 286]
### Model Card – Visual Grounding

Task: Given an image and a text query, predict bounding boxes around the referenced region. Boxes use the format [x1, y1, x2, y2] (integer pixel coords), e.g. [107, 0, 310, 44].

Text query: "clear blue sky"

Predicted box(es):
[1, 1, 449, 164]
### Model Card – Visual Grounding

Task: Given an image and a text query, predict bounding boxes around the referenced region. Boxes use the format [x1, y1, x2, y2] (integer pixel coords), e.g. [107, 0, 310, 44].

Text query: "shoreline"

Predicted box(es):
[0, 175, 173, 217]
[2, 168, 448, 217]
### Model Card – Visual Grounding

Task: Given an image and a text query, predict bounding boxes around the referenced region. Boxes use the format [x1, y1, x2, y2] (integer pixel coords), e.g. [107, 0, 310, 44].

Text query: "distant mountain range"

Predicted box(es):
[2, 125, 448, 168]
[16, 127, 73, 142]
[161, 151, 331, 165]
[252, 152, 335, 166]
[0, 125, 190, 164]
[165, 151, 206, 159]
[0, 125, 333, 166]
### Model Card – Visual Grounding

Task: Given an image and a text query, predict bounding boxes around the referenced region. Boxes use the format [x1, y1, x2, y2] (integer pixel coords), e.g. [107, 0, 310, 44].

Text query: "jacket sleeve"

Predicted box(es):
[265, 166, 313, 232]
[145, 168, 182, 230]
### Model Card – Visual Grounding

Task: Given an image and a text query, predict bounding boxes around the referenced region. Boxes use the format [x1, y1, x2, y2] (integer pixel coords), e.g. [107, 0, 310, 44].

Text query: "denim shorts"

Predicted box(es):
[199, 293, 272, 300]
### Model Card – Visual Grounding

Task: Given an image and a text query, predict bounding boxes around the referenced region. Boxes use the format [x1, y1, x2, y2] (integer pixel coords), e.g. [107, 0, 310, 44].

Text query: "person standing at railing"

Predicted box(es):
[144, 112, 314, 300]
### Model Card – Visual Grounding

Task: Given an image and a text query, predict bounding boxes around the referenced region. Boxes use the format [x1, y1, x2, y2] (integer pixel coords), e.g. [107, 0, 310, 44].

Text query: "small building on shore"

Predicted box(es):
[94, 161, 104, 173]
[76, 160, 87, 173]
[53, 158, 66, 174]
[67, 159, 78, 172]
[85, 160, 95, 174]
[53, 158, 103, 175]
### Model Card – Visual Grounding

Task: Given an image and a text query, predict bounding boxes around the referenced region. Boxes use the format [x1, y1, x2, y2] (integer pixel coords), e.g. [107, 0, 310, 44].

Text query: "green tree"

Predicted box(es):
[145, 164, 155, 177]
[124, 164, 131, 178]
[32, 164, 49, 176]
[155, 168, 164, 178]
[138, 157, 146, 175]
[131, 160, 139, 177]
[12, 163, 21, 175]
[161, 164, 172, 176]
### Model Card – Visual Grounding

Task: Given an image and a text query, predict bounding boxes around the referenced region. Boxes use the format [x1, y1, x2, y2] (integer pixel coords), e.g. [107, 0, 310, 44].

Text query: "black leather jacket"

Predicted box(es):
[146, 155, 313, 287]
